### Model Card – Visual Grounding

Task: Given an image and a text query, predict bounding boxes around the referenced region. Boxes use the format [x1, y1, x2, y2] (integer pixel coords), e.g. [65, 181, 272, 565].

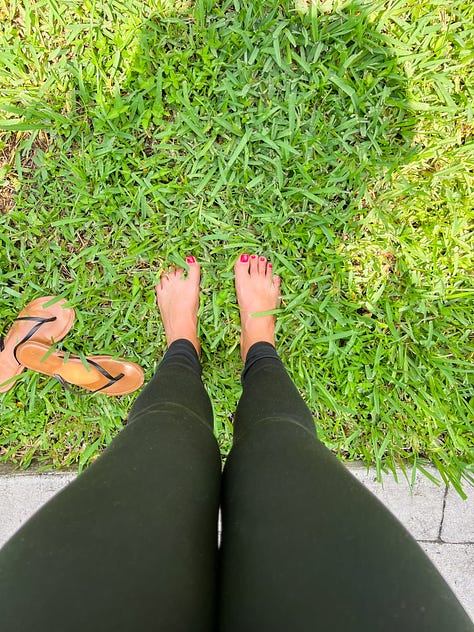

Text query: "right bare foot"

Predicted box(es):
[155, 256, 201, 357]
[234, 253, 281, 362]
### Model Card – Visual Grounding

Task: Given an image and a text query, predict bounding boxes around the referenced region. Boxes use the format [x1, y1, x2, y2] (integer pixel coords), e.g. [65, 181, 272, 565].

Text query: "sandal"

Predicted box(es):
[0, 296, 76, 393]
[16, 340, 144, 396]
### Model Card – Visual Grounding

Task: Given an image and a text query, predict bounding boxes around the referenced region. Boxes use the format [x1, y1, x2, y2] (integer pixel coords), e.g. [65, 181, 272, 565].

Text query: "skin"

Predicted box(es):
[155, 254, 281, 362]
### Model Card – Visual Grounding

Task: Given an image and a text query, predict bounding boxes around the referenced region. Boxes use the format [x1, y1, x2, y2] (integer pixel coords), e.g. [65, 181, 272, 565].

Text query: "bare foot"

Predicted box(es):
[234, 253, 281, 362]
[155, 257, 201, 357]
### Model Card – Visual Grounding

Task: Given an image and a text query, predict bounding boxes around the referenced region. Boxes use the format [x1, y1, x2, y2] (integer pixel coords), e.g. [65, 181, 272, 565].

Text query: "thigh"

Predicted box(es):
[0, 344, 221, 632]
[219, 420, 472, 632]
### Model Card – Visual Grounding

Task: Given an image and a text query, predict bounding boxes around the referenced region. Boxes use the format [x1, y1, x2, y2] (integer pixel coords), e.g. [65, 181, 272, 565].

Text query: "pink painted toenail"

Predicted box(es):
[186, 256, 196, 264]
[240, 254, 249, 262]
[268, 263, 272, 267]
[260, 257, 265, 261]
[251, 255, 257, 259]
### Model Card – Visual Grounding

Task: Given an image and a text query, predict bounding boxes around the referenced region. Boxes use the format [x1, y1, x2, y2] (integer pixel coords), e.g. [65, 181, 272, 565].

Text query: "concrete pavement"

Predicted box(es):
[0, 463, 472, 620]
[347, 464, 474, 620]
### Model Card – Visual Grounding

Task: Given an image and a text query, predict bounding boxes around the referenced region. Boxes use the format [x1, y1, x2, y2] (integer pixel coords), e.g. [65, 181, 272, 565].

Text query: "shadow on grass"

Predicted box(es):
[120, 0, 417, 227]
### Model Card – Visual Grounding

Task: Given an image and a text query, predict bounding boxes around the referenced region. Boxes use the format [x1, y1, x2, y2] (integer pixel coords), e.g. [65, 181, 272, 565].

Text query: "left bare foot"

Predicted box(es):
[155, 257, 201, 357]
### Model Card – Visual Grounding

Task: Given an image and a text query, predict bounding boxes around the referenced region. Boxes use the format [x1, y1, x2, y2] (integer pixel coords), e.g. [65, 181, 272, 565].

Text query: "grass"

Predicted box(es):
[0, 0, 473, 495]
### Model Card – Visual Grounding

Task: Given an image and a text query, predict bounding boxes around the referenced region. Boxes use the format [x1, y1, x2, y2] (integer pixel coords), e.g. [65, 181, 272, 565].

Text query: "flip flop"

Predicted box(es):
[0, 296, 76, 393]
[16, 340, 145, 396]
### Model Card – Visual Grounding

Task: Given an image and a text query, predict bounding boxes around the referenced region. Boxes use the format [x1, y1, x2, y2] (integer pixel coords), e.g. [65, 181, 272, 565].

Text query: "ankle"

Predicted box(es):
[168, 334, 200, 358]
[241, 323, 275, 361]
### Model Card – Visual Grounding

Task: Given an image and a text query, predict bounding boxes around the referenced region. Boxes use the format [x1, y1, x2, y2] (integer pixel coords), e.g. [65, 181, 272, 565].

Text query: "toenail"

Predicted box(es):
[268, 263, 272, 267]
[251, 255, 257, 259]
[260, 257, 265, 261]
[186, 256, 196, 264]
[240, 254, 249, 262]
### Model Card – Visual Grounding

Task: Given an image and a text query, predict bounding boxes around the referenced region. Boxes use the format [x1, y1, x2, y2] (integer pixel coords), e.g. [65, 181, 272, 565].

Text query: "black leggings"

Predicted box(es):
[0, 340, 471, 631]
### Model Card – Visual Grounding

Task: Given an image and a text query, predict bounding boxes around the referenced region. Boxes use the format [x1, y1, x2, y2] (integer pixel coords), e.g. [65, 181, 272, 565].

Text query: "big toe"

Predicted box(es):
[186, 258, 201, 283]
[234, 254, 250, 278]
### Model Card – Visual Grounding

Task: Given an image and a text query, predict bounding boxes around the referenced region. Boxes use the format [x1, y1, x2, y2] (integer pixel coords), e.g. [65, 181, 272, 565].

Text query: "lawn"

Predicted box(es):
[0, 0, 473, 495]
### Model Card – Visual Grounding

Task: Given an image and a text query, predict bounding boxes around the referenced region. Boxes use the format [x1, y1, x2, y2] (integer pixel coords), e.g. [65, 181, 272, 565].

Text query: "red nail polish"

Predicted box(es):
[251, 255, 257, 259]
[260, 257, 265, 261]
[268, 263, 272, 267]
[240, 254, 249, 262]
[186, 256, 196, 264]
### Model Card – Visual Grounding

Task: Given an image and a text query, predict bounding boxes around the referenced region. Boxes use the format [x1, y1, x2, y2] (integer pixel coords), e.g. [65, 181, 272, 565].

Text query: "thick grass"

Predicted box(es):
[0, 0, 473, 494]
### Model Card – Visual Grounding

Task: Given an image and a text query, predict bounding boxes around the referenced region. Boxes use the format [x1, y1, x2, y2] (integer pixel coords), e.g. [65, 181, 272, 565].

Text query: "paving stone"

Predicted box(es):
[346, 464, 445, 541]
[0, 472, 76, 548]
[441, 482, 474, 543]
[421, 542, 474, 622]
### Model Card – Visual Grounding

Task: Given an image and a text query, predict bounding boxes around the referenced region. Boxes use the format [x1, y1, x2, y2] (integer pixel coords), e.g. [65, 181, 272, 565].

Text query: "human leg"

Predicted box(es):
[0, 259, 221, 632]
[218, 254, 473, 632]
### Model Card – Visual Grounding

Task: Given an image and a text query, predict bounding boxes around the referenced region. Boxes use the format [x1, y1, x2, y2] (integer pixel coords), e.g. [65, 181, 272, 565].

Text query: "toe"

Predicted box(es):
[235, 254, 250, 282]
[186, 258, 201, 284]
[258, 256, 267, 275]
[249, 254, 258, 274]
[235, 253, 250, 271]
[266, 261, 275, 283]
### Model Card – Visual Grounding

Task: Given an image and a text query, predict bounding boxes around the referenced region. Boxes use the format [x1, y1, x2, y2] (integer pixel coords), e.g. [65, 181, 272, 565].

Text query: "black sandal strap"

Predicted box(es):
[85, 357, 119, 382]
[12, 316, 57, 363]
[53, 373, 126, 396]
[90, 369, 126, 393]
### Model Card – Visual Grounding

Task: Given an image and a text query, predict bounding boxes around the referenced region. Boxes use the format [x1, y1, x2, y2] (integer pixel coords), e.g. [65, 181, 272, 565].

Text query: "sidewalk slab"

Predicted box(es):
[0, 470, 76, 547]
[421, 542, 474, 619]
[347, 464, 445, 541]
[442, 484, 474, 543]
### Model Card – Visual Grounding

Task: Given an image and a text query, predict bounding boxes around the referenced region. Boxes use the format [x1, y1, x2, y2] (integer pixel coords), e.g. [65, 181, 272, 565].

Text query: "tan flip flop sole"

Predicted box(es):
[16, 340, 144, 396]
[0, 296, 76, 393]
